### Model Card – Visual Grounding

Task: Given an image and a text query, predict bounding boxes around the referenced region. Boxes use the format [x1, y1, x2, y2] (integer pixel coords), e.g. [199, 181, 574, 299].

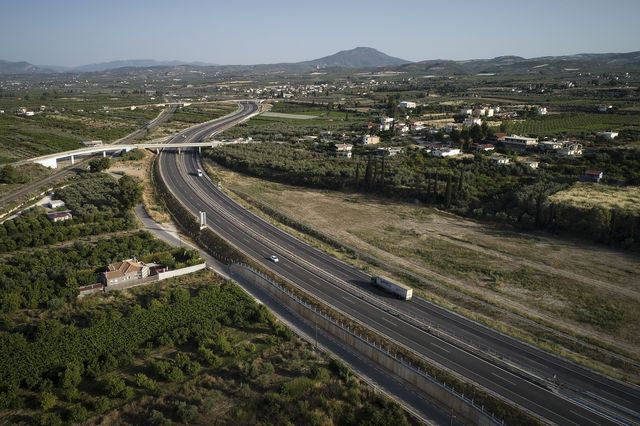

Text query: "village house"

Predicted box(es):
[47, 211, 72, 222]
[363, 135, 380, 145]
[597, 131, 619, 140]
[580, 170, 604, 183]
[335, 143, 353, 158]
[502, 135, 538, 152]
[558, 142, 583, 157]
[537, 106, 547, 115]
[376, 147, 403, 157]
[398, 101, 417, 109]
[474, 143, 495, 152]
[463, 117, 482, 127]
[48, 200, 65, 209]
[460, 107, 473, 116]
[431, 147, 461, 158]
[490, 154, 510, 165]
[540, 140, 564, 151]
[102, 259, 150, 286]
[520, 159, 540, 169]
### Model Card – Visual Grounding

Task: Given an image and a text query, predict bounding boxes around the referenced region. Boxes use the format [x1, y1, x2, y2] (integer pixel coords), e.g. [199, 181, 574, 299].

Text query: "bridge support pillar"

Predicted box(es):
[35, 157, 58, 169]
[198, 146, 201, 153]
[156, 148, 160, 154]
[70, 155, 75, 165]
[103, 151, 107, 158]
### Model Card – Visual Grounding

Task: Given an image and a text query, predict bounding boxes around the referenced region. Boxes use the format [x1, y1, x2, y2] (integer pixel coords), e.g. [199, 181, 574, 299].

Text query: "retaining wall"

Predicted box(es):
[230, 263, 501, 426]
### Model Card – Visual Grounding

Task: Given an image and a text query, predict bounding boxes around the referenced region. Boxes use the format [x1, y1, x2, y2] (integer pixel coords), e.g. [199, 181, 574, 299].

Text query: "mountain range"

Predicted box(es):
[1, 47, 639, 75]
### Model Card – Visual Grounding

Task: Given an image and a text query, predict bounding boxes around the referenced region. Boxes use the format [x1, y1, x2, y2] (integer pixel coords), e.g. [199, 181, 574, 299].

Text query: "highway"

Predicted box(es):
[0, 104, 176, 210]
[157, 101, 639, 425]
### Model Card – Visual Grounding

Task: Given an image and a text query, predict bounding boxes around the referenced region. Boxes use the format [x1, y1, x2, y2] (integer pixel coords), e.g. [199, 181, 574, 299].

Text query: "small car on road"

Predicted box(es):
[270, 255, 279, 263]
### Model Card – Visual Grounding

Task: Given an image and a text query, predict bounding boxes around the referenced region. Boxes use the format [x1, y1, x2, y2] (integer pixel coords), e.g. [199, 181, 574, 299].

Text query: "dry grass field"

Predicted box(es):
[549, 183, 640, 214]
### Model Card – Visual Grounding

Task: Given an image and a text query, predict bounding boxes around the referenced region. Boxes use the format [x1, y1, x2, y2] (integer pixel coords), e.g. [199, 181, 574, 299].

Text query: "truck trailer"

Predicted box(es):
[370, 276, 413, 300]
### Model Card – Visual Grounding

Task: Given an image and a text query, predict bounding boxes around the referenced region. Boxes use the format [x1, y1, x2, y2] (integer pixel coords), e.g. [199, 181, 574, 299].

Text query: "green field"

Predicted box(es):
[506, 113, 640, 136]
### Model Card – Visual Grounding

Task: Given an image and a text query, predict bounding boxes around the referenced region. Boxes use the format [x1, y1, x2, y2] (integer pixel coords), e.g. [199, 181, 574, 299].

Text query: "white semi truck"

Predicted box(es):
[370, 276, 413, 300]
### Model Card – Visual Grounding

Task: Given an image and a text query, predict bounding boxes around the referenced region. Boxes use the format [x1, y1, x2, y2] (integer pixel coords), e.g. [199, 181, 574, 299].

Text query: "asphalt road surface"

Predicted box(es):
[157, 101, 639, 425]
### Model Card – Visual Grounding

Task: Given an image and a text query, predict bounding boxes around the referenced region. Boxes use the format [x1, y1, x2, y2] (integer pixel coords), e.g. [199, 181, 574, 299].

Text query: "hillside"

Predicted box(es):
[298, 46, 410, 68]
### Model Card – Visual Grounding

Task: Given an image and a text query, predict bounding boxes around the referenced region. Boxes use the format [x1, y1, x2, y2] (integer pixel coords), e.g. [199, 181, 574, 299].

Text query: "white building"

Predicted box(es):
[335, 143, 353, 158]
[376, 147, 403, 157]
[486, 108, 494, 117]
[48, 200, 65, 209]
[521, 159, 539, 169]
[474, 107, 486, 116]
[503, 135, 538, 151]
[431, 148, 461, 158]
[380, 116, 394, 124]
[490, 154, 510, 165]
[363, 135, 381, 145]
[540, 141, 563, 151]
[463, 117, 482, 127]
[558, 143, 583, 157]
[597, 131, 619, 140]
[537, 106, 547, 115]
[460, 108, 473, 116]
[398, 101, 417, 109]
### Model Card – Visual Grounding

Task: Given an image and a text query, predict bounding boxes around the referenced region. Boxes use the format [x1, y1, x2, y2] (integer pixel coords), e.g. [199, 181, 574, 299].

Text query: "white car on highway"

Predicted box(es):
[197, 169, 203, 177]
[270, 255, 279, 263]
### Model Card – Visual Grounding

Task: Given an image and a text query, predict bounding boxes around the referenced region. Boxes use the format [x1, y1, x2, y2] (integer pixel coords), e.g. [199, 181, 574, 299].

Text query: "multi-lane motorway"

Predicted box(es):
[157, 101, 639, 425]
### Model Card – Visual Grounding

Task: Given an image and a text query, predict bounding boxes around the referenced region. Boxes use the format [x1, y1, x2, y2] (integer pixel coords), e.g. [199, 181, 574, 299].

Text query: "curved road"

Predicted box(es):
[157, 101, 639, 425]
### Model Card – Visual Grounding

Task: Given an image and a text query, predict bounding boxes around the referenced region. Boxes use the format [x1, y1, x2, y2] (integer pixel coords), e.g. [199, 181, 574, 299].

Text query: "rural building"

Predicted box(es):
[48, 200, 65, 209]
[431, 148, 461, 158]
[474, 143, 495, 152]
[460, 108, 473, 116]
[380, 116, 394, 124]
[597, 131, 619, 140]
[520, 159, 539, 169]
[102, 259, 150, 286]
[580, 170, 604, 183]
[47, 211, 72, 222]
[537, 107, 547, 115]
[363, 135, 381, 145]
[490, 154, 510, 165]
[335, 143, 353, 158]
[486, 108, 494, 117]
[398, 101, 417, 109]
[597, 105, 613, 113]
[540, 141, 563, 151]
[82, 140, 103, 147]
[376, 147, 402, 157]
[463, 117, 482, 127]
[503, 135, 538, 152]
[558, 142, 583, 157]
[474, 107, 486, 116]
[394, 122, 409, 133]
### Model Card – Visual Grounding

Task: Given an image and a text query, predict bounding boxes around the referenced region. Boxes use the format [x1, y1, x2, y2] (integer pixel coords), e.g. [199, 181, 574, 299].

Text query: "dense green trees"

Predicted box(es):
[0, 282, 260, 405]
[207, 142, 640, 249]
[88, 157, 111, 172]
[0, 232, 169, 313]
[0, 174, 144, 253]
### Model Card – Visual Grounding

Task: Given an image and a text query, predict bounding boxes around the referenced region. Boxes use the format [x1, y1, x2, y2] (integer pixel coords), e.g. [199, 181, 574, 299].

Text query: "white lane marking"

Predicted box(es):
[491, 372, 517, 387]
[568, 410, 600, 426]
[429, 340, 451, 354]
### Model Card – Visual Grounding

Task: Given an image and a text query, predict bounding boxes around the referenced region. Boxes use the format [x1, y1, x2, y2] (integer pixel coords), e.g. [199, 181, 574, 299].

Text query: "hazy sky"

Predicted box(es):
[1, 0, 639, 66]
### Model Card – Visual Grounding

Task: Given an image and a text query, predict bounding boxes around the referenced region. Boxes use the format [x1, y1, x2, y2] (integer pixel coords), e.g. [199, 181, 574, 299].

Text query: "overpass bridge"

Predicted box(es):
[23, 140, 251, 169]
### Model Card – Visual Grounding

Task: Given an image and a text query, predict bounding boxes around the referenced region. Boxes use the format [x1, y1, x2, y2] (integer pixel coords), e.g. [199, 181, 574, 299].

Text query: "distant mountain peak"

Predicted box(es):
[300, 47, 411, 68]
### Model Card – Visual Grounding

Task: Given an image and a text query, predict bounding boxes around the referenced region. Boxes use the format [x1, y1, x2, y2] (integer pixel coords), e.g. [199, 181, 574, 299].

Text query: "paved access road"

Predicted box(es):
[157, 101, 638, 425]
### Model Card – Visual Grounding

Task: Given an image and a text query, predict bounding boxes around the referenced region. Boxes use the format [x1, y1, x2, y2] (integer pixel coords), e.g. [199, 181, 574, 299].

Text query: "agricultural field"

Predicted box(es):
[204, 161, 640, 381]
[140, 102, 237, 141]
[0, 105, 163, 163]
[548, 183, 640, 213]
[505, 112, 640, 137]
[223, 102, 366, 140]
